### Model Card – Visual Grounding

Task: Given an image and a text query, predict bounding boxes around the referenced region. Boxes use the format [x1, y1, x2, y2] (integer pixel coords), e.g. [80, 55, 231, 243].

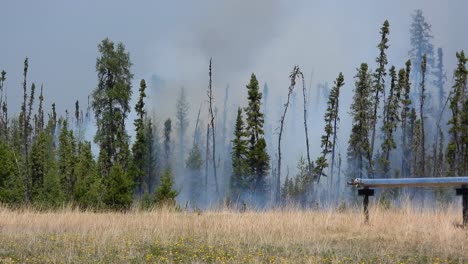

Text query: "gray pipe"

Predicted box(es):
[348, 177, 468, 188]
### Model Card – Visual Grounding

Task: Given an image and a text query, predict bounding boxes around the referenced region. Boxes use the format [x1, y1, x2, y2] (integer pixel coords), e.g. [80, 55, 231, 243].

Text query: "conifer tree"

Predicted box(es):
[316, 73, 344, 185]
[132, 79, 147, 196]
[0, 140, 23, 204]
[145, 117, 158, 193]
[419, 54, 427, 175]
[370, 20, 390, 166]
[58, 119, 77, 202]
[409, 10, 434, 87]
[380, 66, 401, 176]
[329, 73, 344, 185]
[244, 73, 270, 198]
[154, 167, 179, 206]
[401, 60, 412, 177]
[447, 51, 468, 176]
[74, 141, 102, 209]
[230, 108, 249, 199]
[176, 86, 189, 171]
[163, 118, 172, 167]
[433, 48, 447, 111]
[103, 163, 133, 210]
[92, 38, 133, 177]
[348, 64, 372, 179]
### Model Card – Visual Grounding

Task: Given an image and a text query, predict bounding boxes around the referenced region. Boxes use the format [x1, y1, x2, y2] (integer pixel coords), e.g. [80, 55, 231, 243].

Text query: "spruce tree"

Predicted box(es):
[0, 140, 23, 204]
[74, 141, 102, 209]
[419, 54, 427, 175]
[348, 64, 372, 179]
[380, 66, 402, 176]
[244, 74, 270, 198]
[370, 20, 390, 166]
[433, 48, 447, 111]
[103, 163, 133, 210]
[329, 73, 344, 185]
[163, 118, 172, 167]
[92, 38, 133, 177]
[401, 60, 412, 177]
[154, 167, 179, 206]
[58, 119, 77, 202]
[447, 51, 468, 176]
[409, 9, 434, 88]
[145, 116, 158, 193]
[132, 79, 147, 196]
[230, 108, 249, 199]
[316, 73, 344, 185]
[176, 87, 189, 171]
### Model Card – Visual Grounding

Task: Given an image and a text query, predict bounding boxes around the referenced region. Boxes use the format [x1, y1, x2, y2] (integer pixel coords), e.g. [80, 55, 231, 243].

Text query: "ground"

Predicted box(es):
[0, 204, 467, 263]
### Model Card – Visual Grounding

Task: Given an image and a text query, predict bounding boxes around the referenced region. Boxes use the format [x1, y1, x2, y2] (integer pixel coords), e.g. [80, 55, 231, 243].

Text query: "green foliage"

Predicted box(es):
[58, 119, 77, 202]
[379, 66, 401, 176]
[447, 51, 468, 176]
[315, 73, 344, 181]
[0, 141, 23, 204]
[132, 79, 148, 196]
[347, 63, 372, 179]
[92, 38, 133, 176]
[370, 20, 390, 161]
[74, 142, 102, 209]
[400, 60, 412, 177]
[244, 74, 270, 195]
[103, 164, 134, 210]
[154, 167, 179, 206]
[230, 108, 250, 198]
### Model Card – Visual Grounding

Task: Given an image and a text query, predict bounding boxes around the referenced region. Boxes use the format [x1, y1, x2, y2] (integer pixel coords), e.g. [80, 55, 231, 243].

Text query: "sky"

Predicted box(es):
[1, 0, 467, 165]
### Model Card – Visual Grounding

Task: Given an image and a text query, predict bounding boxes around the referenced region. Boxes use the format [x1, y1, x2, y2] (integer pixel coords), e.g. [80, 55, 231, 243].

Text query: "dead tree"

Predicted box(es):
[207, 58, 219, 196]
[300, 70, 312, 182]
[276, 66, 301, 204]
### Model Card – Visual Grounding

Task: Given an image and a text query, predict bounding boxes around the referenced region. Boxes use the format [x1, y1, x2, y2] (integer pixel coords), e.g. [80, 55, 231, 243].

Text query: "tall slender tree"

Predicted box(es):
[447, 51, 468, 176]
[380, 66, 401, 176]
[433, 48, 447, 111]
[244, 73, 270, 201]
[348, 64, 372, 179]
[409, 10, 434, 89]
[370, 20, 390, 169]
[230, 108, 249, 200]
[132, 79, 147, 196]
[176, 86, 189, 171]
[401, 60, 412, 177]
[92, 38, 133, 177]
[419, 55, 428, 175]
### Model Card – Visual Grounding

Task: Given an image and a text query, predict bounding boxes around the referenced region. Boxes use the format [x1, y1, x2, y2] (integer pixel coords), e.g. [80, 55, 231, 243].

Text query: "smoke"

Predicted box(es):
[1, 0, 468, 207]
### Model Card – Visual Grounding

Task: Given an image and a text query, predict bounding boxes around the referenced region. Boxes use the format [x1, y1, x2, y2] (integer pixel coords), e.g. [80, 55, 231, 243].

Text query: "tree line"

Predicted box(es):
[0, 10, 466, 210]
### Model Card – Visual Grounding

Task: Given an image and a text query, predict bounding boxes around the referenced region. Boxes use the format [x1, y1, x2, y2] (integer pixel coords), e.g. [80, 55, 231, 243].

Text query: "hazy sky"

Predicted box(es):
[1, 1, 467, 153]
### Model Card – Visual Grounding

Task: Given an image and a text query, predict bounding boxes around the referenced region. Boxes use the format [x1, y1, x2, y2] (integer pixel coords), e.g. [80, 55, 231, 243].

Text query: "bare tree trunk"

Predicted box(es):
[300, 72, 312, 180]
[276, 66, 301, 204]
[207, 59, 219, 196]
[204, 124, 210, 203]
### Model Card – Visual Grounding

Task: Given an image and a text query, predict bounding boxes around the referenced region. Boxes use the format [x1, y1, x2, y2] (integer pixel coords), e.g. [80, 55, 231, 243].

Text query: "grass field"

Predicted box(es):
[0, 204, 467, 263]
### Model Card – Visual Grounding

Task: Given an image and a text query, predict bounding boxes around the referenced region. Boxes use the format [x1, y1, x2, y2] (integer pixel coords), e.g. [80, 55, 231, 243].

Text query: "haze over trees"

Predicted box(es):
[0, 9, 466, 210]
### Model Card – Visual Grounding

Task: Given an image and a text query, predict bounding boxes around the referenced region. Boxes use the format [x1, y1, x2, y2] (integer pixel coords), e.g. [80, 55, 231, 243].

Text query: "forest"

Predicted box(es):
[0, 9, 466, 211]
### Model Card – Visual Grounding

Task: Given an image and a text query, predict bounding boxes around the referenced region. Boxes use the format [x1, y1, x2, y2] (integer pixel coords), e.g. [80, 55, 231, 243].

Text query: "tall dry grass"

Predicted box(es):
[0, 203, 467, 263]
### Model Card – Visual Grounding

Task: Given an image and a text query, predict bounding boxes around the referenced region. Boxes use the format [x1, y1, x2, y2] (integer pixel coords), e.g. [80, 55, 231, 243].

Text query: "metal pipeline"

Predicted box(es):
[348, 177, 468, 188]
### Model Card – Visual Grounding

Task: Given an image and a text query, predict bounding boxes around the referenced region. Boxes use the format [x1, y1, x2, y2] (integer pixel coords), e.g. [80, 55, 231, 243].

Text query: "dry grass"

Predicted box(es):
[0, 203, 467, 263]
